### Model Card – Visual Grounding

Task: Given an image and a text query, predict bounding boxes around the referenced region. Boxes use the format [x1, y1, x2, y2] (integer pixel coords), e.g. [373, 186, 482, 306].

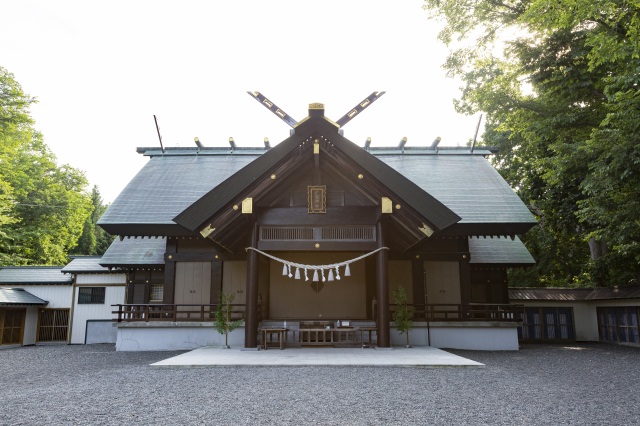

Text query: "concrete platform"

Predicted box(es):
[150, 346, 484, 367]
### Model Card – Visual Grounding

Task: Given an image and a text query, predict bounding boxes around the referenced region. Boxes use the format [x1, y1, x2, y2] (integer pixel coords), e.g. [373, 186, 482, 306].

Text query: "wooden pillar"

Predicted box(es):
[126, 272, 134, 304]
[411, 259, 424, 310]
[245, 222, 260, 348]
[459, 253, 471, 319]
[163, 238, 177, 304]
[376, 222, 390, 347]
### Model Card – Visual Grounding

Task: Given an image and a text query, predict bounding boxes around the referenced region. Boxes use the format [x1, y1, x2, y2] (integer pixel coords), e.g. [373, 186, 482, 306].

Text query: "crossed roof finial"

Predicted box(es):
[247, 91, 385, 129]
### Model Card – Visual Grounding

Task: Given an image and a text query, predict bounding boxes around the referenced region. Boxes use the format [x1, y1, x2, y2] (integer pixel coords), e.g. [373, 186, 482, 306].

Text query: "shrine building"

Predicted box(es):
[98, 94, 537, 351]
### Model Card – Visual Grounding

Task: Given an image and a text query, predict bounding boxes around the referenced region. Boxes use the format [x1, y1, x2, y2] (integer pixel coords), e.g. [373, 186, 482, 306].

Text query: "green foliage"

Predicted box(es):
[423, 0, 640, 286]
[215, 291, 243, 348]
[0, 66, 93, 266]
[392, 286, 414, 346]
[74, 186, 114, 256]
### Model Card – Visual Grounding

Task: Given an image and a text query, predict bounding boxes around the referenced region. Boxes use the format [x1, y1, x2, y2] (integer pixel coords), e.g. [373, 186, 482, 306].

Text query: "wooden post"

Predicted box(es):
[245, 222, 260, 348]
[163, 238, 177, 304]
[459, 253, 471, 319]
[412, 260, 424, 316]
[376, 222, 390, 347]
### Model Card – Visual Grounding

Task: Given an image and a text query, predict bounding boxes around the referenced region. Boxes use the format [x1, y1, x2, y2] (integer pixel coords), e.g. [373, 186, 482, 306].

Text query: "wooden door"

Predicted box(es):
[0, 308, 25, 345]
[37, 308, 69, 342]
[175, 262, 212, 318]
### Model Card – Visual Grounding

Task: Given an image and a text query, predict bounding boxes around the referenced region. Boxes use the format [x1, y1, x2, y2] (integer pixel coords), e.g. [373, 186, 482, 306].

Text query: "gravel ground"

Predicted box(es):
[1, 342, 639, 425]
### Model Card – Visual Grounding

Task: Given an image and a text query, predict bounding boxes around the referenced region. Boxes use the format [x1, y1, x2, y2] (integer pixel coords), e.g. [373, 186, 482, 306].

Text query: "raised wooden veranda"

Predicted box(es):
[112, 303, 524, 323]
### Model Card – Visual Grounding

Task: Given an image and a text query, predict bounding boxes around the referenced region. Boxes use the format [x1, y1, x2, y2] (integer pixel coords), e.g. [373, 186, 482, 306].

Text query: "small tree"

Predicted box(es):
[215, 291, 243, 348]
[393, 286, 414, 347]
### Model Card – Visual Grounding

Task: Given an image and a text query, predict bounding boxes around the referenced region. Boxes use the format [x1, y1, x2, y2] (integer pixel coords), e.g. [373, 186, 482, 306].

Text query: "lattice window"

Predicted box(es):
[150, 284, 164, 302]
[37, 309, 69, 342]
[0, 309, 25, 345]
[598, 307, 640, 344]
[261, 227, 314, 240]
[261, 226, 375, 241]
[519, 307, 575, 340]
[321, 226, 374, 241]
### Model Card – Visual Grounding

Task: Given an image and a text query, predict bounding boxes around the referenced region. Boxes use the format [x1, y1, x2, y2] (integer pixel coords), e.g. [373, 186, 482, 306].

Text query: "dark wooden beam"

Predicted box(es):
[376, 222, 390, 348]
[258, 207, 379, 225]
[163, 239, 177, 304]
[245, 221, 259, 348]
[412, 260, 424, 307]
[459, 253, 471, 308]
[164, 252, 217, 262]
[204, 150, 308, 246]
[258, 240, 377, 252]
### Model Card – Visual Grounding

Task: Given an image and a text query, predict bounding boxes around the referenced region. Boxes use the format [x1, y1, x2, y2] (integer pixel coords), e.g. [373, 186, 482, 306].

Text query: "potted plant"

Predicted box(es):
[215, 291, 243, 348]
[392, 286, 414, 348]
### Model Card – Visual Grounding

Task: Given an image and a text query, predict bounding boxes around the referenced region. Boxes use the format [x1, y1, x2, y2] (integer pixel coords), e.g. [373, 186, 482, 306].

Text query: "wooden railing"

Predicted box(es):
[390, 303, 524, 322]
[113, 303, 523, 323]
[111, 304, 248, 323]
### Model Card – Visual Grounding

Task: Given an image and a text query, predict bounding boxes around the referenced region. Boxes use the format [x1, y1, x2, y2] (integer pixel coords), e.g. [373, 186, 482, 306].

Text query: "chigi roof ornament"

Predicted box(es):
[247, 91, 386, 132]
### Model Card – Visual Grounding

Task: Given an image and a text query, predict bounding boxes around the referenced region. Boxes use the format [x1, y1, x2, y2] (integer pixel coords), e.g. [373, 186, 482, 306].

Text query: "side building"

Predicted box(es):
[0, 258, 125, 347]
[510, 286, 640, 346]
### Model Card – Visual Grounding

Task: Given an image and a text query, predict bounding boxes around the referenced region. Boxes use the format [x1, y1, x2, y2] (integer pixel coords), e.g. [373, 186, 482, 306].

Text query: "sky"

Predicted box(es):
[0, 0, 482, 203]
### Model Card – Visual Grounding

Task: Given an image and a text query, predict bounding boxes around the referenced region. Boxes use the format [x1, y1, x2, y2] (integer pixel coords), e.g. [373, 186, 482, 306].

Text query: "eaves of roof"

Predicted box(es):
[62, 256, 122, 274]
[509, 286, 640, 301]
[174, 115, 461, 234]
[0, 287, 49, 306]
[0, 267, 72, 285]
[100, 237, 166, 267]
[469, 236, 535, 266]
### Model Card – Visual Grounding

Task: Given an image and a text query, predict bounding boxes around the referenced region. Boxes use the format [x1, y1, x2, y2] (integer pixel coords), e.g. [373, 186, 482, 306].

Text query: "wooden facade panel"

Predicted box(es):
[267, 253, 366, 320]
[424, 261, 461, 306]
[221, 261, 247, 304]
[132, 284, 146, 304]
[388, 261, 414, 304]
[259, 207, 378, 225]
[258, 241, 377, 251]
[175, 262, 211, 305]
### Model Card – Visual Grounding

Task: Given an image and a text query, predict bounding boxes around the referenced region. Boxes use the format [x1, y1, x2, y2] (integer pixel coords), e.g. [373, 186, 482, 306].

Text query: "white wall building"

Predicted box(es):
[0, 258, 126, 347]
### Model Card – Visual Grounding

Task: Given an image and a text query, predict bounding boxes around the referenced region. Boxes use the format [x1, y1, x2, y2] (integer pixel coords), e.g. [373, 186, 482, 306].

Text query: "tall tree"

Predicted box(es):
[422, 0, 640, 286]
[0, 66, 93, 265]
[74, 185, 114, 256]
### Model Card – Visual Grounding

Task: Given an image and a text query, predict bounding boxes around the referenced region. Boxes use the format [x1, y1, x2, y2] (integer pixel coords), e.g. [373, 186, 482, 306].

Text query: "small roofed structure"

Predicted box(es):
[0, 288, 48, 307]
[0, 267, 68, 346]
[0, 262, 127, 347]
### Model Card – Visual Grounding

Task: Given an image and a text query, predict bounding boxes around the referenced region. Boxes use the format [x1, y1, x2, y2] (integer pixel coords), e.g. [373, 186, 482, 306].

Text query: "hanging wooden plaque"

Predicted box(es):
[308, 185, 326, 213]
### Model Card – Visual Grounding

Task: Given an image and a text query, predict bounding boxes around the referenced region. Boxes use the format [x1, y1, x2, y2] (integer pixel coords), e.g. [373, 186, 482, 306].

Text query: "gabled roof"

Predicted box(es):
[174, 114, 461, 235]
[100, 237, 166, 267]
[98, 105, 536, 249]
[469, 236, 535, 266]
[0, 288, 48, 306]
[381, 154, 536, 234]
[98, 152, 256, 236]
[62, 256, 123, 274]
[0, 267, 72, 285]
